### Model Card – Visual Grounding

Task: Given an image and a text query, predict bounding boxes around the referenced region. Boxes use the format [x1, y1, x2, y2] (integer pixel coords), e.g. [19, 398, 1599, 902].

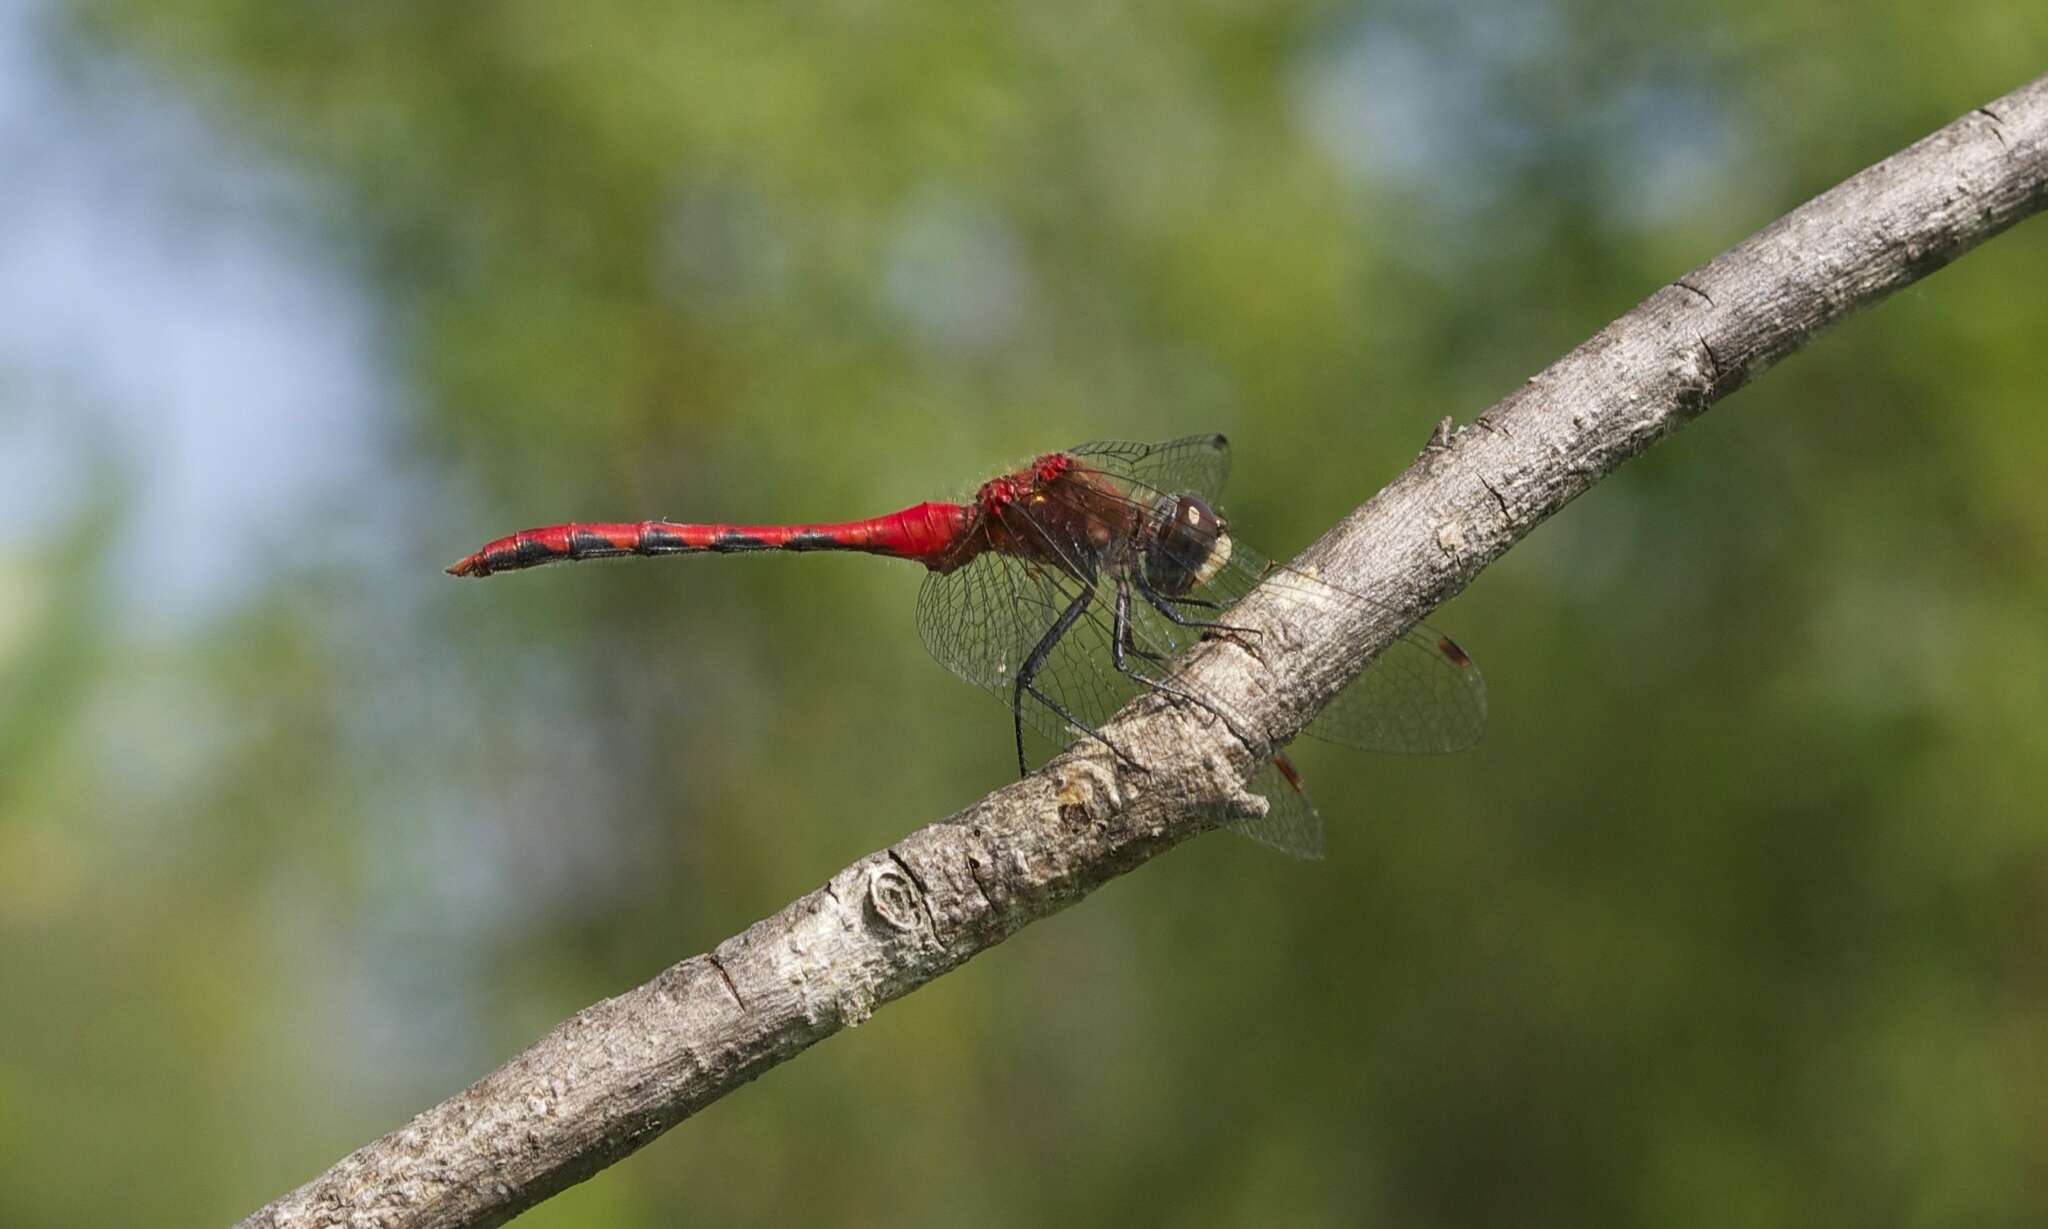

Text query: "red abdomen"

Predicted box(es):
[447, 502, 974, 577]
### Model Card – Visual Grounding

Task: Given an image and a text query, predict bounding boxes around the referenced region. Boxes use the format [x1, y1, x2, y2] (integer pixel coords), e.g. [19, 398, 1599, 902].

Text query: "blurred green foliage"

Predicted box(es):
[4, 1, 2046, 1225]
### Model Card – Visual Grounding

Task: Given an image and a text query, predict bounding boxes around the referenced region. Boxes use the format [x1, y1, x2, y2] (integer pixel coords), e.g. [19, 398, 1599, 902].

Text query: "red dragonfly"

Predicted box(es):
[449, 435, 1484, 858]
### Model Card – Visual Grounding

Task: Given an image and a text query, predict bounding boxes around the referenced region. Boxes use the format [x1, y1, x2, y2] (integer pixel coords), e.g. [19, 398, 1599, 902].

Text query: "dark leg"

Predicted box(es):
[1112, 581, 1137, 671]
[1110, 578, 1258, 751]
[1136, 577, 1258, 637]
[1012, 577, 1140, 776]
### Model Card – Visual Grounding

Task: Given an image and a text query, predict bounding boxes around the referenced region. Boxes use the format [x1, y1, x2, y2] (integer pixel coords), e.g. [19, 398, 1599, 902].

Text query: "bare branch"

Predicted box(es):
[240, 73, 2048, 1229]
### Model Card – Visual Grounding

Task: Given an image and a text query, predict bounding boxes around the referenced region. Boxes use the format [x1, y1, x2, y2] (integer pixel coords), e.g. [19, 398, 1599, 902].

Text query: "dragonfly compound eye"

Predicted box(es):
[1143, 495, 1230, 595]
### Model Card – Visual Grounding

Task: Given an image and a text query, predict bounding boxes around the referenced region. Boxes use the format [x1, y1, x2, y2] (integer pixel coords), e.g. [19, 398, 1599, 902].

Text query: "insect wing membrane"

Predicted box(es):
[1185, 537, 1487, 755]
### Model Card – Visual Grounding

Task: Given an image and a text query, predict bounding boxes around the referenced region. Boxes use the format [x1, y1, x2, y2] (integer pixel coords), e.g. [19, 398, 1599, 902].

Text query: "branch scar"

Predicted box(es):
[1976, 106, 2008, 147]
[1478, 476, 1511, 524]
[706, 953, 745, 1011]
[884, 849, 946, 945]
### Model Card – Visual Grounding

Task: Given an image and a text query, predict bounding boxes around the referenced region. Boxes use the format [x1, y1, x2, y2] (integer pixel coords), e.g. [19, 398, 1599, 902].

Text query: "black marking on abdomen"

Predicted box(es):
[568, 530, 629, 557]
[711, 531, 771, 552]
[513, 538, 559, 566]
[637, 526, 695, 554]
[783, 531, 840, 551]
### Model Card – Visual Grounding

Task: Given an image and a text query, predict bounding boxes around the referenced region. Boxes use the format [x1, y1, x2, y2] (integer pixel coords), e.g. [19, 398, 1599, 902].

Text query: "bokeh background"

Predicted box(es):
[3, 2, 2045, 1225]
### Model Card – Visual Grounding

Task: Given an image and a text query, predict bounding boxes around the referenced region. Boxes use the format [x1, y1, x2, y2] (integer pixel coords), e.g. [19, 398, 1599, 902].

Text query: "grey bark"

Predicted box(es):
[240, 74, 2048, 1229]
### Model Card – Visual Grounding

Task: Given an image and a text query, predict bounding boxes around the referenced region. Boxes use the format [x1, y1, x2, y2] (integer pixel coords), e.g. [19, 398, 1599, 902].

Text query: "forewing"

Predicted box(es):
[1302, 625, 1487, 754]
[1067, 434, 1232, 505]
[1170, 536, 1487, 754]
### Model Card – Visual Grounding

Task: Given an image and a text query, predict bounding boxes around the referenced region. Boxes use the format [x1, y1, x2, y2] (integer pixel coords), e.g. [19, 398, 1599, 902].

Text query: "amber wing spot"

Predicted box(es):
[1436, 636, 1472, 667]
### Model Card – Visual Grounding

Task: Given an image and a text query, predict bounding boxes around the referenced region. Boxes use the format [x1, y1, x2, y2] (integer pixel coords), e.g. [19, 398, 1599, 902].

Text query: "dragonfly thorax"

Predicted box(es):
[1142, 494, 1232, 596]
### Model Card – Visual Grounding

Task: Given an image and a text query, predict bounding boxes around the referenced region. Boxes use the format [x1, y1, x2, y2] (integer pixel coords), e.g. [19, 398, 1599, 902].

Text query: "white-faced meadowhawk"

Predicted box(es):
[449, 435, 1485, 858]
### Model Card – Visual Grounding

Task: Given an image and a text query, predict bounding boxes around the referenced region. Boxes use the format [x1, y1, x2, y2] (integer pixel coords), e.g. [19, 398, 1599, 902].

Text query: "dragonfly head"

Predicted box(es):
[1144, 494, 1232, 596]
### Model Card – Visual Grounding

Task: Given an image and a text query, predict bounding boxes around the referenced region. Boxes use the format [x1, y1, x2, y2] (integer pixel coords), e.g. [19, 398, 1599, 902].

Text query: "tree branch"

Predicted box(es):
[241, 73, 2048, 1229]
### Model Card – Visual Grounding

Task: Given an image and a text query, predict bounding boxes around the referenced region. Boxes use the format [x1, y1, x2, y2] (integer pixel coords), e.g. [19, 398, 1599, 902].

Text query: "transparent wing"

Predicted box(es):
[914, 546, 1049, 703]
[1200, 537, 1487, 754]
[1238, 755, 1327, 860]
[1068, 434, 1232, 506]
[916, 550, 1138, 750]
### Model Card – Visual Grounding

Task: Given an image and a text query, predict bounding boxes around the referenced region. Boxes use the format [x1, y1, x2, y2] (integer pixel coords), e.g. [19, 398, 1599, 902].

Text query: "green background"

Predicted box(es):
[3, 2, 2044, 1225]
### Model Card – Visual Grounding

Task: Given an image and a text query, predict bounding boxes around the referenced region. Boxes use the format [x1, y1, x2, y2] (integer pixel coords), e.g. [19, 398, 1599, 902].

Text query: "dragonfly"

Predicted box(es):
[448, 434, 1485, 858]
